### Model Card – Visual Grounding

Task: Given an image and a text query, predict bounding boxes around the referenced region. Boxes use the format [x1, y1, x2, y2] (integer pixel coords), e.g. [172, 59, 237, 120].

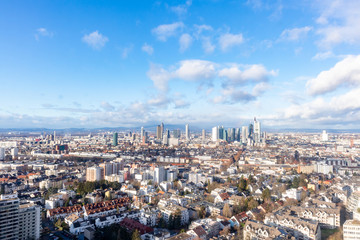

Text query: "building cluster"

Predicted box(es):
[0, 122, 360, 239]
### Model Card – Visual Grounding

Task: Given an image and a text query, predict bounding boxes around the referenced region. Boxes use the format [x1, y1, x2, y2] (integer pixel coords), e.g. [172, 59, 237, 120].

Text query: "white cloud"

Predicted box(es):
[142, 43, 154, 55]
[147, 63, 172, 92]
[179, 33, 193, 52]
[283, 88, 360, 123]
[174, 99, 190, 109]
[175, 60, 217, 81]
[82, 31, 109, 50]
[152, 22, 184, 41]
[170, 0, 192, 16]
[279, 26, 312, 41]
[194, 24, 213, 38]
[100, 101, 115, 111]
[202, 37, 215, 54]
[312, 51, 335, 61]
[122, 45, 133, 59]
[147, 95, 170, 108]
[315, 0, 360, 48]
[35, 28, 53, 40]
[219, 64, 277, 85]
[306, 55, 360, 95]
[219, 33, 244, 51]
[252, 82, 271, 96]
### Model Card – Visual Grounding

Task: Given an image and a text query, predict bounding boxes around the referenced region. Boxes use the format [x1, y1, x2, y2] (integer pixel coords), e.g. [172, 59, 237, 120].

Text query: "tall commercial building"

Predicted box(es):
[156, 125, 162, 139]
[185, 124, 190, 140]
[86, 166, 104, 181]
[241, 126, 248, 143]
[112, 132, 118, 146]
[322, 130, 329, 142]
[218, 126, 224, 140]
[11, 148, 18, 158]
[172, 129, 181, 138]
[202, 129, 206, 141]
[154, 167, 166, 183]
[212, 126, 218, 142]
[0, 148, 4, 160]
[140, 127, 145, 140]
[248, 123, 254, 138]
[160, 123, 164, 138]
[254, 118, 261, 143]
[235, 128, 241, 142]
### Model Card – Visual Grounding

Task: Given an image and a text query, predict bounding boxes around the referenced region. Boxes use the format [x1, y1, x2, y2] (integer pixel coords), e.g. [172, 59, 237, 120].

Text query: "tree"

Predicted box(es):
[291, 177, 300, 188]
[247, 198, 259, 210]
[131, 230, 141, 240]
[222, 203, 232, 218]
[262, 188, 271, 201]
[197, 206, 206, 219]
[238, 176, 247, 192]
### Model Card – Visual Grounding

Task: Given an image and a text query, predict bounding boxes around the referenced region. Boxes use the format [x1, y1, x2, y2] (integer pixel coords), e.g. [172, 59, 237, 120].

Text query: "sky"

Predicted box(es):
[1, 0, 360, 129]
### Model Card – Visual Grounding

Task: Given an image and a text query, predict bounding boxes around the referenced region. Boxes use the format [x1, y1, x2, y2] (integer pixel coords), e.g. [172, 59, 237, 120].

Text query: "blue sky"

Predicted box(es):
[1, 0, 360, 129]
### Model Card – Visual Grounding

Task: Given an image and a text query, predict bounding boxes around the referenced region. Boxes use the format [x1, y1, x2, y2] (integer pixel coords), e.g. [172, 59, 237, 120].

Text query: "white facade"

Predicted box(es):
[154, 166, 165, 183]
[212, 126, 218, 142]
[343, 220, 360, 240]
[19, 203, 41, 240]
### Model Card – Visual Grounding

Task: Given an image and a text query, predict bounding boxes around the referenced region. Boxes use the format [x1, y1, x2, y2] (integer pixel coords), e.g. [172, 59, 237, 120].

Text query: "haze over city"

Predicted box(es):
[1, 0, 360, 129]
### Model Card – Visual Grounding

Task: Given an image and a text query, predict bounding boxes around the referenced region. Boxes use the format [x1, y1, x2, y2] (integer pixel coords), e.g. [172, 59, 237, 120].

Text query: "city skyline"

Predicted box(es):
[1, 0, 360, 129]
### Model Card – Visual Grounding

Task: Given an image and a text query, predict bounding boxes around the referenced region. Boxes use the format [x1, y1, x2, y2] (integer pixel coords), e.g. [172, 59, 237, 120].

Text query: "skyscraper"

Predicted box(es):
[112, 132, 118, 146]
[254, 118, 261, 143]
[241, 126, 248, 144]
[185, 124, 190, 140]
[212, 126, 218, 142]
[156, 125, 162, 139]
[202, 129, 206, 141]
[160, 122, 164, 138]
[140, 127, 145, 140]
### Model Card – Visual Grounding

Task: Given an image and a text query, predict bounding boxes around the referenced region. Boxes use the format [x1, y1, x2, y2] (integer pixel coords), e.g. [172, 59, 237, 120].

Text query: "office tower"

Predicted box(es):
[154, 167, 165, 183]
[113, 132, 118, 146]
[185, 124, 190, 140]
[229, 128, 235, 142]
[322, 130, 329, 141]
[212, 126, 218, 142]
[223, 129, 228, 142]
[19, 203, 41, 240]
[241, 126, 248, 143]
[0, 148, 4, 160]
[172, 129, 181, 138]
[254, 118, 261, 143]
[140, 127, 145, 140]
[218, 126, 224, 140]
[202, 129, 206, 141]
[248, 123, 254, 138]
[235, 128, 241, 142]
[160, 123, 164, 138]
[86, 166, 104, 181]
[156, 125, 162, 139]
[0, 194, 19, 240]
[54, 131, 56, 143]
